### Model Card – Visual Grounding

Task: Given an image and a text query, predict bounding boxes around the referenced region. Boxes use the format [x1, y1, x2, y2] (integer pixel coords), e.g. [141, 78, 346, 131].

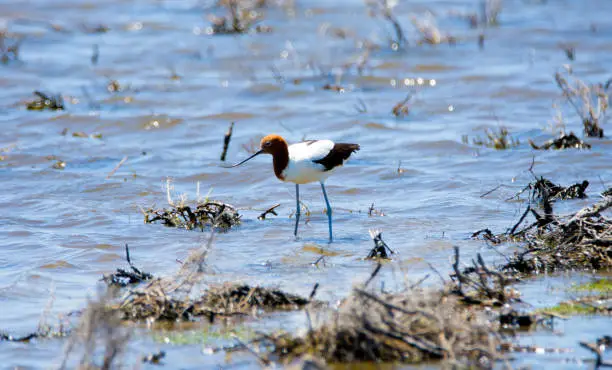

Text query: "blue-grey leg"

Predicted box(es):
[320, 182, 333, 242]
[294, 184, 300, 237]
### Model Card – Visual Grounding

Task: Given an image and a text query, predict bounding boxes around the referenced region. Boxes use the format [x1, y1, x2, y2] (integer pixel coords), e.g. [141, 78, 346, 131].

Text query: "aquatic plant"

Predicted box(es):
[463, 127, 520, 150]
[555, 67, 609, 137]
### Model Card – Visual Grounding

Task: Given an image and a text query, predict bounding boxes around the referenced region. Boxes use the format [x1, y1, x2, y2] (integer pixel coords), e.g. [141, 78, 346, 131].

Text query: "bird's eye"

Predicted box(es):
[263, 141, 272, 147]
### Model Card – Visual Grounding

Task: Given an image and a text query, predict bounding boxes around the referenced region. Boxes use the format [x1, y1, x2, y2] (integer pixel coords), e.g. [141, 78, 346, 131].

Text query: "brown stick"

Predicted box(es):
[220, 122, 234, 161]
[106, 156, 128, 179]
[257, 203, 280, 220]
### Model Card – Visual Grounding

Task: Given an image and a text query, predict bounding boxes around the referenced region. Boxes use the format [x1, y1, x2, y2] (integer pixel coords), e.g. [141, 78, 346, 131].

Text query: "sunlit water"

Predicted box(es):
[1, 0, 611, 368]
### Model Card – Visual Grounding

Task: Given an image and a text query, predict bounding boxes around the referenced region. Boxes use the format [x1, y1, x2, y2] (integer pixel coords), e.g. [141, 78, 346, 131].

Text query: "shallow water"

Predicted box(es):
[1, 0, 611, 368]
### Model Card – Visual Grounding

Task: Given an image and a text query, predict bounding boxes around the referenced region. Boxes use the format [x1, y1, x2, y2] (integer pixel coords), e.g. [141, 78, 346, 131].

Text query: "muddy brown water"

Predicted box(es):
[1, 0, 611, 368]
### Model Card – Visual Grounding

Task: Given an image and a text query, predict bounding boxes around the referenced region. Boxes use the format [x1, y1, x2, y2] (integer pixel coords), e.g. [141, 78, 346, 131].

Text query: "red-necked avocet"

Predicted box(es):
[230, 134, 360, 241]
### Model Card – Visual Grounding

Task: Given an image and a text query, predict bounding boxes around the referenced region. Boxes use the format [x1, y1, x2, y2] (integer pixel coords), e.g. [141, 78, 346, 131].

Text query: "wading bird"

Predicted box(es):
[230, 134, 360, 241]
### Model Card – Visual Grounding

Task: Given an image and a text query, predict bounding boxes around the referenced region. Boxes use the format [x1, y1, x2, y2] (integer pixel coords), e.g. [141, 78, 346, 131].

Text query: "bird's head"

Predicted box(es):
[259, 134, 287, 155]
[229, 134, 287, 167]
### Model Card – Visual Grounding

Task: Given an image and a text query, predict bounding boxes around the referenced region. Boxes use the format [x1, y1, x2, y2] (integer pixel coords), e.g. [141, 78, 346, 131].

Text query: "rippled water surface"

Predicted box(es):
[1, 0, 611, 368]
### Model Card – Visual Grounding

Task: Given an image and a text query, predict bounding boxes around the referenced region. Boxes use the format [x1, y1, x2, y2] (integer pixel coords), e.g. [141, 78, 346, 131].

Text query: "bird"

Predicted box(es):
[230, 134, 360, 241]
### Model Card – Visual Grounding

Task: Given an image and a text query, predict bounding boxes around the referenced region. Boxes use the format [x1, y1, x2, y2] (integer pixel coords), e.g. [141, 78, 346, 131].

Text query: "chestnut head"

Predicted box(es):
[230, 134, 288, 167]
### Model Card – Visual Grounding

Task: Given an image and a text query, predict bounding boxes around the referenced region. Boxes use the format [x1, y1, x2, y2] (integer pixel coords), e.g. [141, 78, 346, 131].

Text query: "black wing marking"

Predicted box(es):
[313, 143, 360, 171]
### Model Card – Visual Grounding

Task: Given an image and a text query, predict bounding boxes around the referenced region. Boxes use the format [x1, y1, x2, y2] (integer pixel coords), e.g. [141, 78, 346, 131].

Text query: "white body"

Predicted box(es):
[281, 140, 336, 184]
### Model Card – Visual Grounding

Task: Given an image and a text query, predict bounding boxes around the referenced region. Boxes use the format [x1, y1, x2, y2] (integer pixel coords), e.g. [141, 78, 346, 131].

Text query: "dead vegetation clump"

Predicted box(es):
[262, 285, 499, 366]
[208, 0, 271, 35]
[102, 245, 153, 287]
[116, 280, 310, 322]
[526, 177, 589, 201]
[143, 179, 241, 230]
[529, 131, 591, 150]
[450, 247, 520, 307]
[475, 175, 610, 274]
[26, 91, 65, 111]
[554, 68, 609, 138]
[1, 315, 70, 343]
[103, 236, 310, 323]
[503, 196, 612, 274]
[144, 201, 240, 230]
[463, 127, 519, 150]
[366, 229, 395, 259]
[194, 283, 310, 315]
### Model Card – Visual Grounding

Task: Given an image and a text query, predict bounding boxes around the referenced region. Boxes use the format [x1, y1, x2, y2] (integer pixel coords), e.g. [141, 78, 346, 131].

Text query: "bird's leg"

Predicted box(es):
[294, 184, 300, 237]
[320, 182, 333, 242]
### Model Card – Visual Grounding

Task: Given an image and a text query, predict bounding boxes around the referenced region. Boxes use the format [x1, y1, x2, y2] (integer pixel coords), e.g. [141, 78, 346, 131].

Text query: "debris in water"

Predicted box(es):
[79, 23, 110, 34]
[322, 83, 345, 92]
[450, 247, 520, 307]
[0, 327, 69, 343]
[503, 196, 612, 273]
[117, 281, 310, 322]
[52, 160, 66, 170]
[144, 200, 241, 230]
[258, 203, 280, 220]
[106, 156, 128, 179]
[392, 94, 411, 117]
[102, 244, 153, 287]
[498, 309, 536, 329]
[26, 91, 65, 111]
[463, 127, 519, 150]
[559, 43, 576, 61]
[220, 122, 234, 161]
[528, 177, 589, 201]
[471, 228, 501, 244]
[144, 179, 240, 230]
[529, 132, 591, 150]
[142, 350, 166, 364]
[366, 229, 394, 259]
